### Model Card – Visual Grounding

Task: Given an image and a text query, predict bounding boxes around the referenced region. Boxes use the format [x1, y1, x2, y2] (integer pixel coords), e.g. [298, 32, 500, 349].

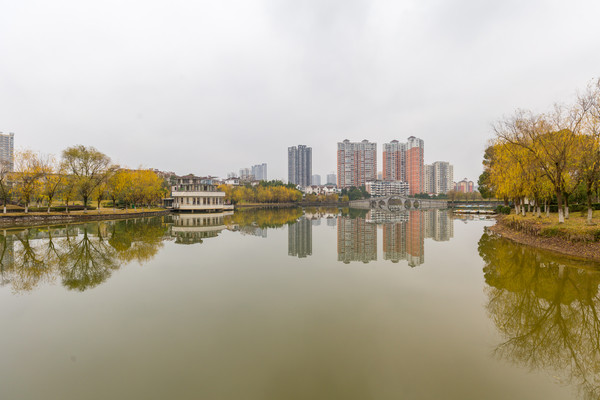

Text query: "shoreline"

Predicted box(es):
[234, 202, 349, 209]
[0, 209, 171, 229]
[488, 216, 600, 262]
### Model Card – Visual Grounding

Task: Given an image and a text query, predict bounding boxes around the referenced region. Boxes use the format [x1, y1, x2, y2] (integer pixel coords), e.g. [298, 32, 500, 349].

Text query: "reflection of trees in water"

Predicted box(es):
[0, 217, 169, 293]
[60, 224, 119, 291]
[225, 208, 304, 229]
[109, 218, 167, 264]
[479, 232, 600, 399]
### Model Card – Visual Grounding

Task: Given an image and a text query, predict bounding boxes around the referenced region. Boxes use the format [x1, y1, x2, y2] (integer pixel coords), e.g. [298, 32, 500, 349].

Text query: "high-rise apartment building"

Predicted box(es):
[432, 161, 453, 194]
[406, 136, 424, 195]
[0, 132, 15, 171]
[239, 168, 252, 180]
[326, 173, 336, 185]
[239, 163, 267, 181]
[382, 140, 406, 182]
[288, 145, 312, 187]
[337, 140, 377, 188]
[311, 174, 321, 186]
[251, 163, 267, 181]
[423, 164, 434, 194]
[456, 178, 474, 193]
[423, 161, 454, 195]
[382, 136, 424, 195]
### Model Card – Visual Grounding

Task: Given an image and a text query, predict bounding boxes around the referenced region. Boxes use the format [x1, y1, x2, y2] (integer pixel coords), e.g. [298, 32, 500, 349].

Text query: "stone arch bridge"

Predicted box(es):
[349, 196, 448, 212]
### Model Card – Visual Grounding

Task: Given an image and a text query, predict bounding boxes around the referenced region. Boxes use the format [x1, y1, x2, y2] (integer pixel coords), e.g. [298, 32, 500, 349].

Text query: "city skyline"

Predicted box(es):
[3, 2, 599, 182]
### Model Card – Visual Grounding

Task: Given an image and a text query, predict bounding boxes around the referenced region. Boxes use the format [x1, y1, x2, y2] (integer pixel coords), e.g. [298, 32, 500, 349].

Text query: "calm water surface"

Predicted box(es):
[0, 208, 599, 400]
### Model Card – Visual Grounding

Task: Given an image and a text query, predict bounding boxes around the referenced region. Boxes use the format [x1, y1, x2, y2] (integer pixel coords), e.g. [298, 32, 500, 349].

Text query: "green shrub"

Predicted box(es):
[495, 205, 511, 214]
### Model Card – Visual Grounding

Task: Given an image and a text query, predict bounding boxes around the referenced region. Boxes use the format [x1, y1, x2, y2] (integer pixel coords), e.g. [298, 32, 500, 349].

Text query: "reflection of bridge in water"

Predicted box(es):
[349, 196, 447, 212]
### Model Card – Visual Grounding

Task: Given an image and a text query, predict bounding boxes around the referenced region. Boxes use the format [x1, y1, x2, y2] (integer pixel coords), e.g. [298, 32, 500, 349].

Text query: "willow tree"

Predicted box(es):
[62, 145, 113, 212]
[489, 141, 529, 214]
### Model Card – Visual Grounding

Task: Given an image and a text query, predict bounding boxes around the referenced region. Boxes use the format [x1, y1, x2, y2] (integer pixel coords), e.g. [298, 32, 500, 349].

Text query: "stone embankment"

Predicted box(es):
[489, 215, 600, 262]
[0, 209, 170, 229]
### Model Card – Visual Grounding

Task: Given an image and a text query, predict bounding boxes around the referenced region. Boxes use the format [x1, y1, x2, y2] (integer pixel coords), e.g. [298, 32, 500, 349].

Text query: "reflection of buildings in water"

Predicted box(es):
[170, 213, 226, 245]
[239, 226, 268, 238]
[382, 221, 407, 263]
[367, 210, 409, 224]
[423, 210, 454, 242]
[310, 219, 321, 226]
[288, 217, 312, 258]
[406, 211, 424, 267]
[339, 210, 455, 267]
[337, 216, 377, 263]
[326, 217, 337, 227]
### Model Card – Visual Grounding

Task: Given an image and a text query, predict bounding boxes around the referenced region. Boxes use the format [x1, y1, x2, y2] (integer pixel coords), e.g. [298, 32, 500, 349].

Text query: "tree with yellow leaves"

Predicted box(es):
[39, 155, 66, 213]
[494, 108, 583, 223]
[13, 150, 45, 213]
[0, 160, 13, 213]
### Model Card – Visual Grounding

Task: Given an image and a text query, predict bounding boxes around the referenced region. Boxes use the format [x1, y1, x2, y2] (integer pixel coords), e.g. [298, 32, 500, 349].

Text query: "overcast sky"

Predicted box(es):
[2, 0, 600, 182]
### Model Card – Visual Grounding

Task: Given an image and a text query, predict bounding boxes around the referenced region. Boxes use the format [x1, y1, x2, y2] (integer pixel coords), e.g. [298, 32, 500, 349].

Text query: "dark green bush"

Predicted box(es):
[495, 205, 511, 214]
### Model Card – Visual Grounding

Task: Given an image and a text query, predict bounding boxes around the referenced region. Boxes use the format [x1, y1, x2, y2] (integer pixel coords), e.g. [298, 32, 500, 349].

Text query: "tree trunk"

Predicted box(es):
[521, 198, 526, 216]
[564, 193, 569, 219]
[83, 196, 88, 213]
[545, 200, 549, 217]
[65, 201, 69, 214]
[25, 204, 28, 213]
[557, 191, 564, 223]
[587, 189, 594, 224]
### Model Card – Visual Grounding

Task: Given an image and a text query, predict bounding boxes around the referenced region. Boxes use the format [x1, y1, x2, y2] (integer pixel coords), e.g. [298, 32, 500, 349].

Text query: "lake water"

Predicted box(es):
[0, 208, 599, 400]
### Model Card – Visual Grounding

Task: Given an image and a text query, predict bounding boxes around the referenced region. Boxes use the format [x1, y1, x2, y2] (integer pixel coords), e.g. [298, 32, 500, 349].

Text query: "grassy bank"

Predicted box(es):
[498, 211, 600, 241]
[490, 211, 600, 261]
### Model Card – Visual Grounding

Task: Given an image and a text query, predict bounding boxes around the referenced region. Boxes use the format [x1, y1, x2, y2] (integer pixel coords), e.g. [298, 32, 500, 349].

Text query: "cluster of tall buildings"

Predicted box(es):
[239, 163, 267, 181]
[334, 137, 452, 196]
